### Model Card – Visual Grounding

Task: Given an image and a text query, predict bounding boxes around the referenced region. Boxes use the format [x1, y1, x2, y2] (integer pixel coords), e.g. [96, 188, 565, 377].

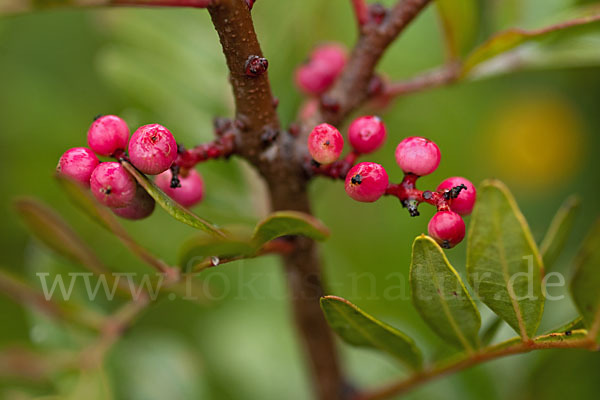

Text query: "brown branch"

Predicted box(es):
[207, 1, 346, 399]
[355, 331, 598, 400]
[300, 0, 432, 141]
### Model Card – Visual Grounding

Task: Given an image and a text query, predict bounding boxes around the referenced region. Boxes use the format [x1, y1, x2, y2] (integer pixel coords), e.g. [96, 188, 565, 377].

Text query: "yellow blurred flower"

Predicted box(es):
[483, 93, 586, 189]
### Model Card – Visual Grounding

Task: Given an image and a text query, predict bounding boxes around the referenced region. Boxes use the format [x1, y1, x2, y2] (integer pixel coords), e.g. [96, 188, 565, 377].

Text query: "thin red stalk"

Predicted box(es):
[309, 151, 360, 180]
[382, 63, 460, 98]
[351, 0, 369, 27]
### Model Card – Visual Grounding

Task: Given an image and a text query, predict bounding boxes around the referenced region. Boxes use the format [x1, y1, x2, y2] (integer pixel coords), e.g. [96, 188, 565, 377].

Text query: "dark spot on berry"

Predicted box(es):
[423, 191, 432, 200]
[324, 140, 330, 146]
[151, 135, 158, 143]
[94, 114, 104, 121]
[442, 240, 451, 249]
[311, 159, 321, 168]
[104, 188, 112, 195]
[351, 174, 362, 185]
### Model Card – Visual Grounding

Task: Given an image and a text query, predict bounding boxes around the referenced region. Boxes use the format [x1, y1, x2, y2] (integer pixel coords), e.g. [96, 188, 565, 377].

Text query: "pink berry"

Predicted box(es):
[128, 124, 178, 175]
[90, 162, 136, 208]
[155, 169, 204, 208]
[348, 116, 387, 154]
[428, 211, 465, 249]
[57, 147, 99, 187]
[295, 62, 336, 95]
[112, 184, 155, 220]
[311, 43, 347, 74]
[295, 43, 347, 95]
[87, 115, 130, 157]
[395, 136, 441, 176]
[345, 162, 389, 203]
[308, 123, 344, 164]
[437, 177, 477, 216]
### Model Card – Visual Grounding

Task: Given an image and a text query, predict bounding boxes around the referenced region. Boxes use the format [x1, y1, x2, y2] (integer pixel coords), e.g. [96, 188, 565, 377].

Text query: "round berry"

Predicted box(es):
[112, 184, 155, 220]
[345, 162, 389, 202]
[395, 136, 441, 176]
[295, 62, 336, 96]
[90, 162, 136, 208]
[437, 177, 477, 216]
[155, 169, 204, 208]
[308, 123, 344, 164]
[348, 116, 387, 154]
[87, 115, 130, 157]
[295, 43, 347, 95]
[128, 124, 178, 175]
[57, 147, 99, 187]
[428, 211, 465, 249]
[311, 43, 347, 74]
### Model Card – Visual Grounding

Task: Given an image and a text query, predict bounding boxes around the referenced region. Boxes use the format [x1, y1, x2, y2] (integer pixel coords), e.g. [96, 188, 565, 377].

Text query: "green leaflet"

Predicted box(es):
[467, 180, 544, 339]
[570, 218, 600, 341]
[436, 0, 479, 58]
[320, 296, 422, 370]
[540, 195, 580, 271]
[410, 236, 481, 351]
[462, 13, 600, 76]
[252, 211, 329, 249]
[121, 161, 225, 237]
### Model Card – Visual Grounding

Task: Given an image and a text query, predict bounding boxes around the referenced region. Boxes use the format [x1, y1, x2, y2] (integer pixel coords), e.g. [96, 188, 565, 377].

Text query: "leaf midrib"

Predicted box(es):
[423, 247, 474, 352]
[492, 197, 529, 340]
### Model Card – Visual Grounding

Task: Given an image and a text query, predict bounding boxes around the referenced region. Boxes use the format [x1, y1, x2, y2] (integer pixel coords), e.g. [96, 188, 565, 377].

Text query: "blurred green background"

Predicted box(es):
[1, 0, 599, 399]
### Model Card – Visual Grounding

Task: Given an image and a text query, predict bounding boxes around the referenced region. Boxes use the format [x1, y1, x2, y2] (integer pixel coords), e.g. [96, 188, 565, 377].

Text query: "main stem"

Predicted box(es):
[208, 1, 344, 399]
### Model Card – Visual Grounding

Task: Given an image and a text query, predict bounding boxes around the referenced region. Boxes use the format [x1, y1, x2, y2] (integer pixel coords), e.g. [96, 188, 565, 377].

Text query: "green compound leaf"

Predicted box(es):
[436, 0, 479, 58]
[320, 296, 422, 370]
[462, 13, 600, 76]
[410, 235, 481, 351]
[570, 218, 600, 341]
[122, 161, 225, 238]
[252, 211, 329, 249]
[467, 179, 544, 340]
[540, 195, 580, 271]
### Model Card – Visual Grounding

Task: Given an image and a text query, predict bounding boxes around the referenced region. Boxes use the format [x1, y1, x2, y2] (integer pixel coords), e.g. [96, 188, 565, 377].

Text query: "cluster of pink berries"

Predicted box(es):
[295, 43, 347, 96]
[57, 115, 205, 219]
[308, 118, 476, 248]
